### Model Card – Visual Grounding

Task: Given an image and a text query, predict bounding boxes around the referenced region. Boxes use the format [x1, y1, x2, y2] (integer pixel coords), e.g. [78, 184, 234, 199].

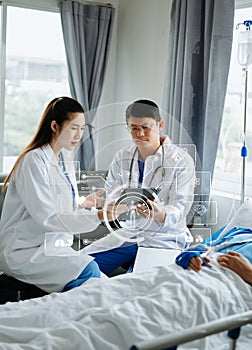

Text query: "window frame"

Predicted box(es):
[236, 0, 252, 9]
[211, 0, 252, 200]
[0, 3, 7, 172]
[0, 0, 63, 173]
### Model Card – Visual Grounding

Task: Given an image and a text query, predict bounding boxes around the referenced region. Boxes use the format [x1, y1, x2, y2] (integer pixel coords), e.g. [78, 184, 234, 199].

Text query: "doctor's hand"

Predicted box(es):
[98, 201, 128, 222]
[217, 251, 252, 285]
[136, 199, 166, 226]
[79, 189, 106, 209]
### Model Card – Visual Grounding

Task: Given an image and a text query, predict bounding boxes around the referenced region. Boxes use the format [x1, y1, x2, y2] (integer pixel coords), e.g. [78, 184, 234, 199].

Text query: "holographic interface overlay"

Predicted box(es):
[102, 185, 158, 244]
[43, 103, 221, 255]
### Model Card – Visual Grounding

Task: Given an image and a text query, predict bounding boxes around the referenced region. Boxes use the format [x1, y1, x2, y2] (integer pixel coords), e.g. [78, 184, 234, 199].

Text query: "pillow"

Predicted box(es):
[219, 198, 252, 237]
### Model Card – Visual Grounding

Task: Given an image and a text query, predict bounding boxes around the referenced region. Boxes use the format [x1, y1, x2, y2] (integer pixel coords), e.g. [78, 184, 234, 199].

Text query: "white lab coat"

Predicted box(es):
[0, 144, 100, 293]
[83, 136, 196, 254]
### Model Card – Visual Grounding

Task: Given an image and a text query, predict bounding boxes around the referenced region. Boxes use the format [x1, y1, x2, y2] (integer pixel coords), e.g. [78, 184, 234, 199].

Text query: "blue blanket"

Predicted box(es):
[176, 227, 252, 269]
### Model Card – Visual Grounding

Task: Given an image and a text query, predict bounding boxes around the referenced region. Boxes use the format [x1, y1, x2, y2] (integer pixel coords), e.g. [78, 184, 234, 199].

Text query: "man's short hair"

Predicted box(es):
[125, 99, 161, 122]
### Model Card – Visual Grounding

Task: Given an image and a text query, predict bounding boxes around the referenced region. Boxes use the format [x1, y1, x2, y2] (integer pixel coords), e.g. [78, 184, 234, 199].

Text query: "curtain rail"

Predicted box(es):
[60, 0, 113, 8]
[0, 1, 114, 10]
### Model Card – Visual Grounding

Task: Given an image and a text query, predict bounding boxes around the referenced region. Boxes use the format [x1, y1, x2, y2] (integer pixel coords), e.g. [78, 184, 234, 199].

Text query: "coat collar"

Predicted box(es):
[41, 144, 58, 165]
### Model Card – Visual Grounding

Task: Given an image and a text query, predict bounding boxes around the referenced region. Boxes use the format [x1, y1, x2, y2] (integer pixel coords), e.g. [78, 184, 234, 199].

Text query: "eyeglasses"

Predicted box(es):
[127, 124, 157, 134]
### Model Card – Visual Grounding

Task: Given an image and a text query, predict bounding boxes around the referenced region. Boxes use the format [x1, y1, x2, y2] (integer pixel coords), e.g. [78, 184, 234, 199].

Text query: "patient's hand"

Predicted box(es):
[188, 256, 211, 272]
[79, 189, 106, 209]
[217, 251, 252, 285]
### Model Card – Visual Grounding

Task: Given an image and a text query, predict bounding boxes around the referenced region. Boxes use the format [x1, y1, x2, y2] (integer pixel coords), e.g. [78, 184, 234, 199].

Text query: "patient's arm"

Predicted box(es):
[188, 256, 211, 272]
[217, 251, 252, 285]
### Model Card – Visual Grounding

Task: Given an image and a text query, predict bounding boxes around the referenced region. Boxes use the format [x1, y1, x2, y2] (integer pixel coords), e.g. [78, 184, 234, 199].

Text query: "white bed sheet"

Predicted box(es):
[0, 262, 251, 350]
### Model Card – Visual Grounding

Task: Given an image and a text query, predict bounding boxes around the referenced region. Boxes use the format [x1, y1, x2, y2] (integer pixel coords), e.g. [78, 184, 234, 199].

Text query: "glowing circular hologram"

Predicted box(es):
[102, 185, 157, 244]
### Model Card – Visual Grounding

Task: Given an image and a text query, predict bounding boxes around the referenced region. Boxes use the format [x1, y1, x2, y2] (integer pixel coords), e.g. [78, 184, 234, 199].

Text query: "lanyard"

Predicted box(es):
[59, 152, 76, 210]
[129, 143, 165, 188]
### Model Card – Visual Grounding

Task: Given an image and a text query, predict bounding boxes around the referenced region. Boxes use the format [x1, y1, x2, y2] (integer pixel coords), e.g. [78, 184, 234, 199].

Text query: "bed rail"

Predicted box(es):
[130, 310, 252, 350]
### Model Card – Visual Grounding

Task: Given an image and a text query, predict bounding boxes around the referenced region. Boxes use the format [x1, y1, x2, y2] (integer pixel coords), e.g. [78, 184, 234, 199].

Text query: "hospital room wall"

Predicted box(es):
[94, 0, 172, 170]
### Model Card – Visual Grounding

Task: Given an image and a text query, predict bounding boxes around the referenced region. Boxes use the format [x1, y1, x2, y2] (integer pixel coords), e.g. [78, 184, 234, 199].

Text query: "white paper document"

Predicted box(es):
[133, 246, 182, 273]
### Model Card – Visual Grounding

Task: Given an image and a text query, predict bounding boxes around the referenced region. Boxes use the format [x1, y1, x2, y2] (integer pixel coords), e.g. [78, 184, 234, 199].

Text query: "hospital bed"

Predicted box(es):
[131, 310, 252, 350]
[0, 255, 251, 349]
[0, 172, 252, 349]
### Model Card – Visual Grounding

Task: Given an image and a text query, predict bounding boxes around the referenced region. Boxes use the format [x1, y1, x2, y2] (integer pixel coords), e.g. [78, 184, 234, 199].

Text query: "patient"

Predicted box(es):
[175, 197, 252, 286]
[176, 223, 252, 286]
[187, 251, 252, 285]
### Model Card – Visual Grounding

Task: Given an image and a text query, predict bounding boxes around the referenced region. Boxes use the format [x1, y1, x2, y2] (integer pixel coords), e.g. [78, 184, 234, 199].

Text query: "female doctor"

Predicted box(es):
[0, 96, 123, 293]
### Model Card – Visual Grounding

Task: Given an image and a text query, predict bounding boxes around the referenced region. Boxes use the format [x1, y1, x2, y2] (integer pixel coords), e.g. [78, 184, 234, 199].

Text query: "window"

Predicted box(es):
[212, 4, 252, 199]
[0, 3, 70, 173]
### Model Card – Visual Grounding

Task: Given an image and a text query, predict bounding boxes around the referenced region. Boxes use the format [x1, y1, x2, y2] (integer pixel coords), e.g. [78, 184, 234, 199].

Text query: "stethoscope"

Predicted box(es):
[128, 142, 165, 188]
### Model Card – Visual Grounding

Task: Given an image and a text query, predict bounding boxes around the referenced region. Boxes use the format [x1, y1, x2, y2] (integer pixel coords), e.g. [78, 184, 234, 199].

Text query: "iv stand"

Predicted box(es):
[241, 67, 248, 205]
[237, 20, 252, 205]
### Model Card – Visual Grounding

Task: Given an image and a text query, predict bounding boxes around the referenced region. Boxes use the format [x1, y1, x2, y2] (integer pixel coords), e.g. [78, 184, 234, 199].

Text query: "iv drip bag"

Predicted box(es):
[237, 20, 252, 67]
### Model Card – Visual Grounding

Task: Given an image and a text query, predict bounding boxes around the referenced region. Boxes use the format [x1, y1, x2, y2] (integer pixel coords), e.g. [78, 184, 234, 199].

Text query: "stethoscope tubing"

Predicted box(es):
[128, 143, 165, 188]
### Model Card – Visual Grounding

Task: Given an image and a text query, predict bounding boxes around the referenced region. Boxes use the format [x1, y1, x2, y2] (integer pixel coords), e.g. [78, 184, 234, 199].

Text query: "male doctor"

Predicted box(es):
[88, 99, 196, 275]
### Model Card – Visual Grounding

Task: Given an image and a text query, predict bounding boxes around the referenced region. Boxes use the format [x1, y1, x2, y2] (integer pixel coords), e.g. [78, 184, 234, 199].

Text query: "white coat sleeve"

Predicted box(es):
[15, 152, 100, 234]
[161, 154, 196, 230]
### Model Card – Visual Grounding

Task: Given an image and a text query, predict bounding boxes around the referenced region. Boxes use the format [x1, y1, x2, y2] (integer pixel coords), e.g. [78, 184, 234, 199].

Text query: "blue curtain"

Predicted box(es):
[162, 0, 234, 176]
[162, 0, 234, 224]
[60, 0, 115, 170]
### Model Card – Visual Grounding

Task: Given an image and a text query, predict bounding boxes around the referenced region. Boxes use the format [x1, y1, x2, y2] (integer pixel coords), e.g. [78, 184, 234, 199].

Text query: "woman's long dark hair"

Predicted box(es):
[3, 96, 84, 191]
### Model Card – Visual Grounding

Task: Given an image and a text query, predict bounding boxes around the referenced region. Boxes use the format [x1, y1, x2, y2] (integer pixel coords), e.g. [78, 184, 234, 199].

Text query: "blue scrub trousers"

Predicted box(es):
[91, 243, 138, 275]
[63, 260, 101, 292]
